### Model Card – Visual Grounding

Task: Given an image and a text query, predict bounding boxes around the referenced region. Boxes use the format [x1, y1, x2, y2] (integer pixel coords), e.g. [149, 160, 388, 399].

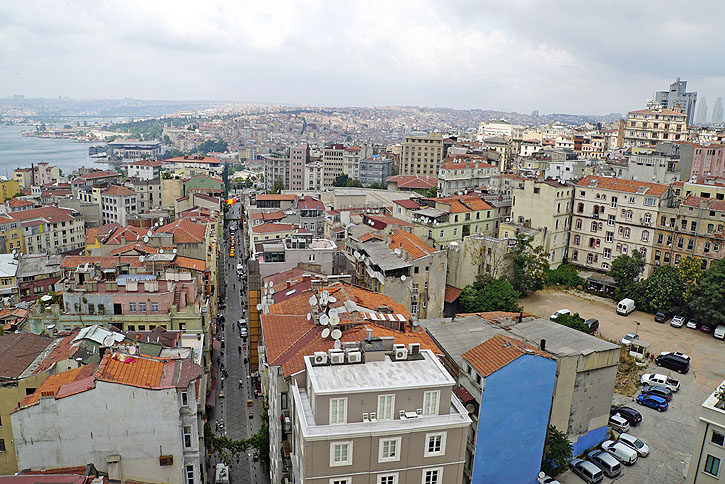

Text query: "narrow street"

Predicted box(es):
[208, 198, 269, 484]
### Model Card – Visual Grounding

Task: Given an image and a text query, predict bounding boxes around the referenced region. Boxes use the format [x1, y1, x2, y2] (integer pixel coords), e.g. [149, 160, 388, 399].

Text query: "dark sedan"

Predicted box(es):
[610, 405, 642, 426]
[641, 385, 673, 402]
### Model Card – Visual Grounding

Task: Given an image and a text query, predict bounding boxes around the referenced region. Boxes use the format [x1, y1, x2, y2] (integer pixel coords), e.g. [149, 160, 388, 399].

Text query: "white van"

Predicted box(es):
[714, 325, 725, 340]
[617, 298, 635, 316]
[601, 440, 638, 465]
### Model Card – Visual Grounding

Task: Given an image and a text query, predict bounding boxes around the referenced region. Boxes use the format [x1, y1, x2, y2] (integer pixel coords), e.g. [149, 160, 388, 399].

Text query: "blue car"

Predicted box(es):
[636, 394, 668, 412]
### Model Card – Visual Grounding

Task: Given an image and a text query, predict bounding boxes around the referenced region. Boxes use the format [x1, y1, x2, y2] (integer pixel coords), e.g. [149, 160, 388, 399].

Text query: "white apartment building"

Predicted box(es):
[289, 346, 471, 484]
[437, 157, 498, 196]
[126, 160, 163, 180]
[687, 380, 725, 484]
[305, 161, 325, 191]
[101, 185, 138, 225]
[9, 206, 85, 255]
[289, 144, 308, 191]
[568, 176, 672, 277]
[624, 102, 688, 148]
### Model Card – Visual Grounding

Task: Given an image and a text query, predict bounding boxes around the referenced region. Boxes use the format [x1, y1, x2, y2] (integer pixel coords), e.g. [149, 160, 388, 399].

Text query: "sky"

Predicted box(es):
[1, 0, 724, 115]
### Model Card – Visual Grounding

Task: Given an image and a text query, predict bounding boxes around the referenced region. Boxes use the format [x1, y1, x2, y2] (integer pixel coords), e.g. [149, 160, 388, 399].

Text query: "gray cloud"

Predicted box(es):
[0, 0, 723, 115]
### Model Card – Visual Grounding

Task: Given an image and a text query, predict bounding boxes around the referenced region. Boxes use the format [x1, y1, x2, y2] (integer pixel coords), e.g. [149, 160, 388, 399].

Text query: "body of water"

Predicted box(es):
[0, 125, 107, 176]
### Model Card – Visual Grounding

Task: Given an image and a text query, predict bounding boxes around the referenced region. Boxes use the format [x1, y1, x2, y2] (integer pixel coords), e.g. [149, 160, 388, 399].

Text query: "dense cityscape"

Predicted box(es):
[1, 3, 725, 484]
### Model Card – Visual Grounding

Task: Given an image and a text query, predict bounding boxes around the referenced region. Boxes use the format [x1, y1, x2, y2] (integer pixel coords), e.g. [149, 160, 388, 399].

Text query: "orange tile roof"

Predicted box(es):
[7, 199, 34, 207]
[386, 175, 438, 189]
[165, 156, 221, 164]
[629, 108, 685, 116]
[102, 185, 135, 196]
[429, 195, 493, 213]
[683, 195, 725, 211]
[103, 225, 146, 245]
[7, 206, 77, 222]
[128, 159, 163, 167]
[462, 334, 553, 378]
[576, 175, 669, 196]
[360, 232, 383, 242]
[441, 160, 496, 170]
[256, 194, 298, 201]
[387, 229, 435, 260]
[95, 353, 165, 388]
[155, 218, 207, 243]
[444, 285, 462, 303]
[174, 256, 206, 271]
[252, 223, 295, 234]
[18, 364, 95, 409]
[108, 242, 160, 256]
[85, 227, 99, 245]
[364, 214, 415, 227]
[32, 331, 81, 375]
[78, 170, 119, 180]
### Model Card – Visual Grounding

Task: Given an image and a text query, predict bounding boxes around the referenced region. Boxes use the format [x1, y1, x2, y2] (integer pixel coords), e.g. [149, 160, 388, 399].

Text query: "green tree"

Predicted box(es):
[508, 235, 550, 294]
[689, 259, 725, 325]
[163, 134, 172, 145]
[269, 178, 285, 194]
[609, 251, 645, 300]
[346, 179, 363, 188]
[638, 265, 685, 314]
[205, 400, 270, 469]
[552, 312, 590, 333]
[541, 425, 573, 476]
[459, 275, 522, 313]
[367, 182, 384, 189]
[198, 139, 228, 153]
[679, 255, 704, 303]
[545, 263, 584, 287]
[333, 174, 350, 187]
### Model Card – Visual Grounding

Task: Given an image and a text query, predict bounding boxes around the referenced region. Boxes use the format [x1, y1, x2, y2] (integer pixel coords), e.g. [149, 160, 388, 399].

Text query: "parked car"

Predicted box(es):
[550, 309, 571, 320]
[655, 353, 690, 374]
[537, 472, 561, 484]
[617, 298, 636, 315]
[640, 385, 673, 402]
[654, 311, 669, 323]
[601, 440, 639, 465]
[714, 325, 725, 340]
[617, 433, 650, 457]
[608, 413, 630, 433]
[621, 332, 639, 346]
[686, 319, 700, 329]
[584, 318, 600, 334]
[659, 351, 690, 361]
[636, 394, 668, 411]
[240, 327, 248, 337]
[587, 450, 622, 478]
[670, 315, 685, 328]
[640, 373, 680, 392]
[701, 323, 715, 334]
[569, 458, 604, 484]
[610, 405, 642, 426]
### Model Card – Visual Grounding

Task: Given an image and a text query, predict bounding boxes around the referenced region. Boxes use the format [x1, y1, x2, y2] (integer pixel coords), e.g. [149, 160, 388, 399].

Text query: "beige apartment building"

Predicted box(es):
[507, 178, 574, 268]
[289, 347, 471, 484]
[624, 102, 688, 148]
[687, 380, 725, 484]
[437, 155, 498, 196]
[400, 133, 445, 177]
[568, 176, 672, 277]
[323, 144, 346, 187]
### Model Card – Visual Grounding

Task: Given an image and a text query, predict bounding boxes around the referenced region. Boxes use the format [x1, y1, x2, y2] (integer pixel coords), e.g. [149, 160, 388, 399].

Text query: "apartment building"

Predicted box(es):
[399, 132, 445, 176]
[8, 206, 85, 255]
[289, 144, 308, 191]
[342, 145, 374, 180]
[689, 144, 725, 179]
[687, 380, 725, 484]
[437, 156, 498, 196]
[655, 77, 698, 126]
[71, 170, 122, 203]
[16, 254, 63, 301]
[624, 103, 688, 148]
[289, 347, 471, 484]
[100, 185, 137, 225]
[126, 159, 163, 180]
[125, 177, 161, 212]
[264, 154, 291, 191]
[568, 176, 672, 277]
[255, 233, 338, 280]
[322, 144, 346, 187]
[627, 147, 680, 184]
[508, 178, 574, 268]
[359, 157, 392, 187]
[305, 160, 325, 191]
[411, 195, 496, 248]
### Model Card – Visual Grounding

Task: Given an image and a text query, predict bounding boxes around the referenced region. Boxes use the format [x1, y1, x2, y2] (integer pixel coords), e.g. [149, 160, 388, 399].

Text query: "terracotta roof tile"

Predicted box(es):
[360, 232, 383, 242]
[7, 199, 34, 207]
[32, 330, 81, 375]
[0, 333, 54, 379]
[95, 353, 165, 388]
[428, 195, 492, 213]
[576, 175, 669, 196]
[387, 229, 434, 260]
[682, 195, 725, 211]
[165, 156, 221, 164]
[18, 364, 95, 409]
[393, 199, 420, 209]
[78, 170, 119, 180]
[108, 242, 160, 256]
[61, 255, 145, 269]
[252, 223, 295, 234]
[174, 256, 206, 271]
[7, 206, 77, 223]
[102, 185, 135, 196]
[364, 214, 415, 227]
[462, 334, 553, 378]
[297, 196, 325, 210]
[386, 175, 438, 189]
[155, 218, 207, 243]
[102, 225, 146, 245]
[444, 285, 462, 303]
[256, 194, 297, 201]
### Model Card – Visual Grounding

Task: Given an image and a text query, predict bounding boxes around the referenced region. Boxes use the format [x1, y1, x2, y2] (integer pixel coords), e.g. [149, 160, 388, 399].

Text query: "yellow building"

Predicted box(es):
[0, 181, 20, 202]
[249, 223, 296, 249]
[0, 216, 25, 253]
[623, 103, 688, 148]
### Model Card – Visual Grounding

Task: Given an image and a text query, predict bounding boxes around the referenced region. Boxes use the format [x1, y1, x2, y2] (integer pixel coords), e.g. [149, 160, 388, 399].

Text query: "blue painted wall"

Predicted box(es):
[472, 354, 557, 484]
[571, 425, 609, 457]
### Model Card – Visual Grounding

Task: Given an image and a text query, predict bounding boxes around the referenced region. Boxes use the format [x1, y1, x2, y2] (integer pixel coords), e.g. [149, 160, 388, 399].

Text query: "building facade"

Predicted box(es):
[624, 103, 688, 148]
[399, 133, 445, 177]
[687, 380, 725, 484]
[655, 77, 698, 126]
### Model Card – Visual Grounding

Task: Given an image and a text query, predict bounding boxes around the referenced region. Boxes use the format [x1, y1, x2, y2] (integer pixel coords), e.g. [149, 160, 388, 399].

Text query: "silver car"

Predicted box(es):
[617, 433, 650, 457]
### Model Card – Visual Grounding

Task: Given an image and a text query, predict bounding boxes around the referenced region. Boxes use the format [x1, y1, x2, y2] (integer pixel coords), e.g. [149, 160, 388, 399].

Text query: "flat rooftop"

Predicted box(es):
[306, 349, 454, 395]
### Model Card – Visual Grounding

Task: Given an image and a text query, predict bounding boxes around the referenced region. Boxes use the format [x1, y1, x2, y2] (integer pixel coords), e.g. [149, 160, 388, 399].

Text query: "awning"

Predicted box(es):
[453, 385, 475, 404]
[206, 391, 216, 407]
[212, 339, 222, 351]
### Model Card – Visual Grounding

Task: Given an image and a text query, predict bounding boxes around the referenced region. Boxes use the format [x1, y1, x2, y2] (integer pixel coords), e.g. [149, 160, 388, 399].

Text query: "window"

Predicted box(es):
[572, 250, 578, 261]
[0, 439, 4, 452]
[623, 227, 631, 238]
[331, 441, 353, 466]
[422, 468, 442, 484]
[575, 219, 582, 229]
[712, 430, 725, 447]
[425, 432, 447, 457]
[607, 214, 615, 226]
[181, 391, 188, 407]
[151, 302, 159, 312]
[183, 425, 193, 448]
[604, 248, 611, 259]
[129, 302, 136, 312]
[573, 235, 580, 245]
[642, 230, 649, 242]
[379, 437, 401, 462]
[378, 394, 394, 420]
[644, 197, 656, 206]
[704, 455, 721, 477]
[185, 465, 194, 484]
[378, 475, 398, 484]
[606, 231, 613, 243]
[611, 196, 618, 208]
[423, 391, 439, 416]
[330, 398, 347, 424]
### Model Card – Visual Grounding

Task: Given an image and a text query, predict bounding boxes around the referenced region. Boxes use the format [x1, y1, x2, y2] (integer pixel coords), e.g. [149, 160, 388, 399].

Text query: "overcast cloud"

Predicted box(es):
[1, 0, 723, 115]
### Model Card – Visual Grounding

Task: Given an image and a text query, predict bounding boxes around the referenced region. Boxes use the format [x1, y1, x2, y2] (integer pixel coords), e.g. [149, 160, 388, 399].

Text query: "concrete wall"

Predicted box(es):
[472, 354, 557, 484]
[11, 380, 199, 484]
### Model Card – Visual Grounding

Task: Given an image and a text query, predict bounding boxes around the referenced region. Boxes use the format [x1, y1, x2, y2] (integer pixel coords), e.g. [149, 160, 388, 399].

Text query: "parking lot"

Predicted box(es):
[521, 289, 724, 484]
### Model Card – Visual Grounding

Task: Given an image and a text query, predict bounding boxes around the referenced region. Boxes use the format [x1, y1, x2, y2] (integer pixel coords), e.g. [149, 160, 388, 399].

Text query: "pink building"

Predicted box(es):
[690, 144, 725, 178]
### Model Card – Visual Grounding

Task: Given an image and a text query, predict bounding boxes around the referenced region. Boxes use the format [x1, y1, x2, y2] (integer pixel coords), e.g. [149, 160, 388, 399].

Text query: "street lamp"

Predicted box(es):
[634, 320, 641, 336]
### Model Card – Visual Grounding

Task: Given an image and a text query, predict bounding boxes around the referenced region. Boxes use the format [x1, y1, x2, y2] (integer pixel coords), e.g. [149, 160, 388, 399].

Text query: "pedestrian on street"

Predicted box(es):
[239, 378, 243, 389]
[238, 345, 241, 354]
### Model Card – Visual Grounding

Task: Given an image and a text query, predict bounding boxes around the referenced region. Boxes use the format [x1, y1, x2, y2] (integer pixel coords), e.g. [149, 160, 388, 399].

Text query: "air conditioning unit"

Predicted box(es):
[395, 348, 409, 361]
[408, 343, 420, 355]
[399, 410, 406, 419]
[363, 412, 369, 422]
[159, 455, 173, 466]
[313, 351, 328, 365]
[347, 351, 362, 363]
[369, 412, 377, 421]
[329, 350, 345, 365]
[393, 343, 406, 351]
[416, 408, 423, 415]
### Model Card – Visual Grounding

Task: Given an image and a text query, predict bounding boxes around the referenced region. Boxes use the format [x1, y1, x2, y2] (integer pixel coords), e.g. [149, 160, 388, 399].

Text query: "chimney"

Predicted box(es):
[540, 339, 546, 352]
[366, 327, 373, 341]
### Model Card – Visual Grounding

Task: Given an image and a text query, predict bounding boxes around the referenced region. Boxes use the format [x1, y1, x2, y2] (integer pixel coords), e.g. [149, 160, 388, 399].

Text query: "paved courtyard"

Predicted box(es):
[521, 289, 724, 484]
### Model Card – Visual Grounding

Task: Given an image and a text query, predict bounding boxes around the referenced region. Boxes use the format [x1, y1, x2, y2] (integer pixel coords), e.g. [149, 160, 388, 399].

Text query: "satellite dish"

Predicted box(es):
[172, 248, 177, 254]
[321, 328, 330, 338]
[401, 275, 406, 281]
[103, 335, 116, 346]
[394, 248, 401, 255]
[331, 329, 342, 340]
[320, 314, 330, 326]
[269, 287, 275, 295]
[264, 281, 269, 288]
[136, 235, 140, 241]
[328, 307, 338, 316]
[139, 256, 145, 263]
[466, 403, 476, 414]
[330, 314, 340, 325]
[263, 288, 268, 295]
[159, 249, 164, 254]
[256, 304, 262, 310]
[147, 230, 152, 236]
[328, 296, 337, 303]
[322, 290, 329, 299]
[159, 217, 164, 224]
[309, 295, 317, 306]
[143, 236, 149, 243]
[306, 313, 311, 321]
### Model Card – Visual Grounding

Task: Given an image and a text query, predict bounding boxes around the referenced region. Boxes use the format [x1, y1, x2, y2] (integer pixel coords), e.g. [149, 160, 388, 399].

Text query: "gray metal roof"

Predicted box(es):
[420, 315, 508, 369]
[16, 254, 62, 278]
[362, 241, 410, 272]
[508, 318, 619, 357]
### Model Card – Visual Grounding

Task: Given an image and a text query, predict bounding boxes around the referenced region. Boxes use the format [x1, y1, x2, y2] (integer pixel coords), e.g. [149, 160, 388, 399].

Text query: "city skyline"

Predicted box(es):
[1, 1, 724, 116]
